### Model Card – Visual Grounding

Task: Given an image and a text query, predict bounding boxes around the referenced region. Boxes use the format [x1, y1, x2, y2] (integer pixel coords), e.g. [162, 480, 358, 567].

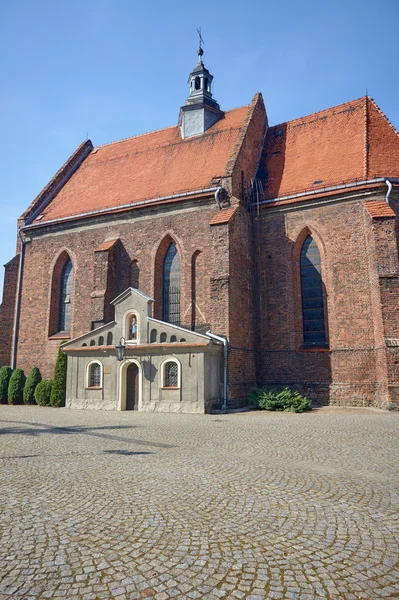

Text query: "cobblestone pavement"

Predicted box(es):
[0, 406, 398, 600]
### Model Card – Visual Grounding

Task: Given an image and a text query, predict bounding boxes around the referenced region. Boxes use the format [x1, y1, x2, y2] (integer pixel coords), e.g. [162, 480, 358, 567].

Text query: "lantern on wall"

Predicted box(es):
[116, 337, 126, 361]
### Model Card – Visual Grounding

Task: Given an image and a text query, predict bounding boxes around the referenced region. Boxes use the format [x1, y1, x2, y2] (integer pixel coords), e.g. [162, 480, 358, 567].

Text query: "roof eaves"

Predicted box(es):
[25, 187, 218, 230]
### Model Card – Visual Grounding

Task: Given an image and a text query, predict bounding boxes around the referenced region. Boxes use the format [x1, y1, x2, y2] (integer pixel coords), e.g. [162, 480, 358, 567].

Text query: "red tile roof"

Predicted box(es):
[365, 200, 395, 218]
[94, 239, 119, 252]
[63, 342, 209, 352]
[32, 106, 250, 224]
[209, 206, 238, 225]
[262, 96, 399, 200]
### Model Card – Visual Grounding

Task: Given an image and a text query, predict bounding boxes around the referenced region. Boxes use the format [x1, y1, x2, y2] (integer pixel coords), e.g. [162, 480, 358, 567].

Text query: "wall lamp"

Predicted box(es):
[116, 337, 126, 361]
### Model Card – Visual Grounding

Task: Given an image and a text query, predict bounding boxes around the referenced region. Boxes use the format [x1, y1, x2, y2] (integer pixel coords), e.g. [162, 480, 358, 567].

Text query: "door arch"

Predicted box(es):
[126, 363, 139, 410]
[119, 360, 142, 411]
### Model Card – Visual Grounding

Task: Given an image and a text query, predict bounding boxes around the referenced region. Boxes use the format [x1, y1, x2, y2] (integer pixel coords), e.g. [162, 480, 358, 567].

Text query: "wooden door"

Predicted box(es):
[126, 363, 139, 410]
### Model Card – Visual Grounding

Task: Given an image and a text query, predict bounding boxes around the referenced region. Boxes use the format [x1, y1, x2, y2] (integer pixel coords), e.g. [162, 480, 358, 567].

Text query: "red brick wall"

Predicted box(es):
[0, 254, 20, 367]
[227, 206, 257, 401]
[14, 201, 221, 378]
[256, 194, 398, 406]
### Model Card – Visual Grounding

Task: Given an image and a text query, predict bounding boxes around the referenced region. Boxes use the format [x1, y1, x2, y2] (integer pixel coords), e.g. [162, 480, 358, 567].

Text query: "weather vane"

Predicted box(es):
[196, 26, 204, 51]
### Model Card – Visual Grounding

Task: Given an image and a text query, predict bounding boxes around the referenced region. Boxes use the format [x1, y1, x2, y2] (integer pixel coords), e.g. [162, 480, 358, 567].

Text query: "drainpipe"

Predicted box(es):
[385, 179, 393, 205]
[11, 227, 27, 369]
[206, 330, 228, 411]
[215, 187, 222, 209]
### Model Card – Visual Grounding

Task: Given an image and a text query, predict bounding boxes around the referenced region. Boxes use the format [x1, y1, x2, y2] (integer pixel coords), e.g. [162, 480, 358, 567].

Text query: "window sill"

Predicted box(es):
[161, 387, 180, 390]
[86, 386, 102, 390]
[49, 333, 71, 340]
[299, 346, 330, 353]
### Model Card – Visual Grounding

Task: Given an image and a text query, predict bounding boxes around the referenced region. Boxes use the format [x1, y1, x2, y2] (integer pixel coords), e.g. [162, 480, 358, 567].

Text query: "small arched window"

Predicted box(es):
[164, 361, 179, 388]
[107, 332, 113, 345]
[194, 76, 200, 90]
[98, 336, 104, 346]
[300, 236, 327, 347]
[160, 332, 167, 343]
[163, 243, 180, 325]
[90, 340, 95, 346]
[59, 259, 73, 332]
[170, 335, 177, 343]
[150, 329, 157, 343]
[88, 362, 102, 388]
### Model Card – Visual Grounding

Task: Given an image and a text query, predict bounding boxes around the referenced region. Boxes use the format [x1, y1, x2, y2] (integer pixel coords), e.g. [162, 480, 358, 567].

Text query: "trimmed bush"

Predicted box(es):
[8, 368, 26, 405]
[35, 380, 53, 406]
[23, 367, 42, 404]
[50, 343, 67, 407]
[0, 366, 13, 404]
[249, 386, 311, 413]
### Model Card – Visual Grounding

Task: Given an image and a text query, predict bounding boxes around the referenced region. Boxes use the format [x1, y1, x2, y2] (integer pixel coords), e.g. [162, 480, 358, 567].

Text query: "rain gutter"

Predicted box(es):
[23, 187, 219, 231]
[260, 178, 399, 206]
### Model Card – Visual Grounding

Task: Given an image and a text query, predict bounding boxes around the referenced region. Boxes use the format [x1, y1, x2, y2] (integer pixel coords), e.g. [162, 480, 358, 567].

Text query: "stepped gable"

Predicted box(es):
[262, 96, 399, 200]
[30, 105, 250, 225]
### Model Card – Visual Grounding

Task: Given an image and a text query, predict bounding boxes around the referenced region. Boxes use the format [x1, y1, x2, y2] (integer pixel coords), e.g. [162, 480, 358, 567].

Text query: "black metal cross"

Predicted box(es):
[196, 27, 204, 50]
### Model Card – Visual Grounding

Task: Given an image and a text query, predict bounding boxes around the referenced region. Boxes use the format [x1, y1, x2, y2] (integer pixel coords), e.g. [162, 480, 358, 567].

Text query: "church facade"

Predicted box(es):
[1, 47, 399, 411]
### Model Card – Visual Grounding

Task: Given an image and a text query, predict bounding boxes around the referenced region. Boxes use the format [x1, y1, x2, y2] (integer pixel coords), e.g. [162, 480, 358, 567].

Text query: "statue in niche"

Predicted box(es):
[130, 315, 137, 340]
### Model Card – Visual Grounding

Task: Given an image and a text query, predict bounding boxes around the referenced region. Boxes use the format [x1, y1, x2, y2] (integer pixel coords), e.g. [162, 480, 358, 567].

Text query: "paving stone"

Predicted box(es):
[0, 406, 398, 599]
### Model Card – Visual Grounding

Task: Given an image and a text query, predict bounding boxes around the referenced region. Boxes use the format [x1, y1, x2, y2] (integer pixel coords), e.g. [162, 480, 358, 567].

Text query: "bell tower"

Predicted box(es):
[179, 43, 224, 139]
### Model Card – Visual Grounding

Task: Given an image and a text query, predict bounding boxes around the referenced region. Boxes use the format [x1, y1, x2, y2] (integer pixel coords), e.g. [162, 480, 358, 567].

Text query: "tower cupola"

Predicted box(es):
[179, 45, 224, 139]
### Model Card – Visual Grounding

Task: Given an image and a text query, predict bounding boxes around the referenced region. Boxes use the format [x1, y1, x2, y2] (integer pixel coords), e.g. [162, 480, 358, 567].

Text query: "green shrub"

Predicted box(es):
[8, 368, 26, 405]
[23, 367, 42, 404]
[35, 380, 53, 406]
[249, 386, 311, 413]
[0, 366, 13, 404]
[248, 387, 264, 409]
[50, 343, 67, 407]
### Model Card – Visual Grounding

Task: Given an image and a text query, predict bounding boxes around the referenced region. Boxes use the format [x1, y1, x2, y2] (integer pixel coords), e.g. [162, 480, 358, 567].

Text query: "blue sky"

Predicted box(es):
[1, 0, 398, 295]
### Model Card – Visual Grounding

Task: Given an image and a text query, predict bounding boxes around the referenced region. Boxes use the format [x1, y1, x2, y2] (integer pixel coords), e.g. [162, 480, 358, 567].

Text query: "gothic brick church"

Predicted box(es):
[1, 46, 399, 410]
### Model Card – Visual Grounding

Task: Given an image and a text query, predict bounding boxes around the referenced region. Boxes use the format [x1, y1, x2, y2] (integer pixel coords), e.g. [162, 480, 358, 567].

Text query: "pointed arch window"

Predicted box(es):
[163, 243, 180, 325]
[300, 236, 327, 347]
[59, 259, 73, 332]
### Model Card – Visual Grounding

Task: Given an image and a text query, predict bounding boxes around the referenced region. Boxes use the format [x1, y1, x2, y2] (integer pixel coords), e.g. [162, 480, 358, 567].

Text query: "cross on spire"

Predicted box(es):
[196, 27, 204, 50]
[196, 27, 204, 60]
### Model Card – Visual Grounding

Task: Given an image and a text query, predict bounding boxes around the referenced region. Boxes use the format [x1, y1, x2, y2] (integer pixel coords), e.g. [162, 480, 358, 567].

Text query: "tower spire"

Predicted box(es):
[178, 32, 224, 139]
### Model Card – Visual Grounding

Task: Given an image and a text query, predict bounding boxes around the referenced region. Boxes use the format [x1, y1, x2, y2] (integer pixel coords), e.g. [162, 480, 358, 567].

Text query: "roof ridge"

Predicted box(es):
[94, 104, 250, 150]
[269, 96, 367, 130]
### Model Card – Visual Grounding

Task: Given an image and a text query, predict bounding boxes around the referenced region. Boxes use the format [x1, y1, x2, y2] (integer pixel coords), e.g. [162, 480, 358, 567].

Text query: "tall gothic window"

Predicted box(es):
[300, 236, 327, 347]
[162, 243, 180, 325]
[59, 259, 73, 332]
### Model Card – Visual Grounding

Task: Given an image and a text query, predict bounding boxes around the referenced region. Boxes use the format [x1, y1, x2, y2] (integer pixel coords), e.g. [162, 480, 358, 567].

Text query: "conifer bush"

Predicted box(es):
[249, 386, 311, 413]
[8, 368, 26, 405]
[23, 367, 42, 404]
[34, 380, 53, 406]
[0, 366, 13, 404]
[50, 343, 67, 407]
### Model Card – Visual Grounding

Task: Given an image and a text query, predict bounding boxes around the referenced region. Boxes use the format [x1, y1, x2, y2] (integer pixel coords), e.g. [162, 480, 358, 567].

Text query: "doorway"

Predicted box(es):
[126, 363, 139, 410]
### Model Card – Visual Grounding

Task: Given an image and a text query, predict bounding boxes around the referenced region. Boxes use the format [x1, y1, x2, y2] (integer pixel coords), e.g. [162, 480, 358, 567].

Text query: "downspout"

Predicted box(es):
[385, 179, 393, 205]
[215, 187, 222, 209]
[11, 227, 27, 369]
[206, 330, 228, 411]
